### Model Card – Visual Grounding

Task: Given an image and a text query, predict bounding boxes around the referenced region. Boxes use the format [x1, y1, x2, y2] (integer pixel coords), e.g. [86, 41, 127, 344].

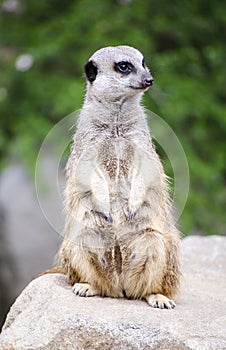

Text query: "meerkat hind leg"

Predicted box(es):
[146, 294, 176, 309]
[72, 283, 100, 297]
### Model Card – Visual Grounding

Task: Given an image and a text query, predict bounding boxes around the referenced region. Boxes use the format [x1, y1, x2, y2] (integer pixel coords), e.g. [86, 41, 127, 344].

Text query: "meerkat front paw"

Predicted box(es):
[128, 167, 145, 219]
[146, 294, 176, 309]
[72, 283, 99, 297]
[124, 205, 138, 222]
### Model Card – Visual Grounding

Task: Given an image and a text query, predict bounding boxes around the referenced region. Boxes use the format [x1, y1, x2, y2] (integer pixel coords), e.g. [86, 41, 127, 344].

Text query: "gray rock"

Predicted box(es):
[0, 236, 226, 350]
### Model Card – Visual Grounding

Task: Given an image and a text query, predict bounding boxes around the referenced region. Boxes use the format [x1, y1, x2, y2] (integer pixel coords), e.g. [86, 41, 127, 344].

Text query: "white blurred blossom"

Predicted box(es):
[15, 54, 34, 72]
[2, 0, 21, 13]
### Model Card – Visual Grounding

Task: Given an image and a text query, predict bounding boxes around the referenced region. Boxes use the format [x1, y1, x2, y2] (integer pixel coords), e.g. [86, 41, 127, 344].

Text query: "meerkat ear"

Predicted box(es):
[84, 60, 98, 82]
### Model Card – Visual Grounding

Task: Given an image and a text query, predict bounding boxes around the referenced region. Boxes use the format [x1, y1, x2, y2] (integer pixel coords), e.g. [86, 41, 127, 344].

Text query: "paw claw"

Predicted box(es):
[146, 294, 176, 310]
[127, 210, 136, 221]
[102, 213, 113, 223]
[72, 283, 99, 297]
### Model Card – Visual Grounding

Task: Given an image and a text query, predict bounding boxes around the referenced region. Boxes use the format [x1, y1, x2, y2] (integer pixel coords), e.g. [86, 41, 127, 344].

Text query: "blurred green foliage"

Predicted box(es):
[0, 0, 225, 235]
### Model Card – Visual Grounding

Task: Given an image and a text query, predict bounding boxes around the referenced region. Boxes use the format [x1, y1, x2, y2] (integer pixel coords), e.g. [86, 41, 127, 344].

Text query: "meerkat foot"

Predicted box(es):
[146, 294, 176, 309]
[72, 283, 100, 297]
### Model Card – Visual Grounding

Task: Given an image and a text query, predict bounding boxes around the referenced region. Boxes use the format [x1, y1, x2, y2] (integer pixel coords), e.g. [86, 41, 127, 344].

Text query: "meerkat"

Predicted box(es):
[57, 45, 180, 309]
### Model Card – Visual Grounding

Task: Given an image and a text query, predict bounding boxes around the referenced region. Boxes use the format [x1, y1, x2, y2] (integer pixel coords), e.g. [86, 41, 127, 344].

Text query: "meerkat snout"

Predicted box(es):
[143, 76, 154, 87]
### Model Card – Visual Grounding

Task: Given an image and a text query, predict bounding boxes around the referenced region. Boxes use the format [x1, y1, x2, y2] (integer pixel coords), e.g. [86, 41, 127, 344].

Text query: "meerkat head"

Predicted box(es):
[84, 45, 154, 103]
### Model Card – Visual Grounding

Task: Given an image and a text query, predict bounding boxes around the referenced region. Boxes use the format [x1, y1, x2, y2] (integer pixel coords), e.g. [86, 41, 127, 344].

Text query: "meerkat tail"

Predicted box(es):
[35, 266, 67, 279]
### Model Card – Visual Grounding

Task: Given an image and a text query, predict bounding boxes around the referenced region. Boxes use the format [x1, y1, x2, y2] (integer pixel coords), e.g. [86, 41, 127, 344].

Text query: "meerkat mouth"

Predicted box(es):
[129, 85, 150, 90]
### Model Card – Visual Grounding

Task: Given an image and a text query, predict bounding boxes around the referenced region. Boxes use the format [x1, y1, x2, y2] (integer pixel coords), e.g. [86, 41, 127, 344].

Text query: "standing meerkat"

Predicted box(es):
[58, 45, 180, 309]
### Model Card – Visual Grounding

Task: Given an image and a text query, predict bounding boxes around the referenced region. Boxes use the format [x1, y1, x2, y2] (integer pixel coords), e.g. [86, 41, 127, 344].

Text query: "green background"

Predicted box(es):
[0, 0, 225, 235]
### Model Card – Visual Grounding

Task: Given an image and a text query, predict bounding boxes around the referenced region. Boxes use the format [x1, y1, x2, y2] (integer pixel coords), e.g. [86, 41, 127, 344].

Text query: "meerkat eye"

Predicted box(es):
[114, 61, 134, 75]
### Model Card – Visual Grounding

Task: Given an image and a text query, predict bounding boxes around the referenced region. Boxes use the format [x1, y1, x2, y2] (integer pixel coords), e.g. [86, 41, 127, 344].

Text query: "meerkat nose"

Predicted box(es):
[143, 77, 154, 87]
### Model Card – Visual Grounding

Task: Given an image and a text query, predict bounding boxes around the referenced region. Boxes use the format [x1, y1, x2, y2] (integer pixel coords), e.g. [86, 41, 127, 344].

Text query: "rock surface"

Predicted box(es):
[0, 236, 225, 350]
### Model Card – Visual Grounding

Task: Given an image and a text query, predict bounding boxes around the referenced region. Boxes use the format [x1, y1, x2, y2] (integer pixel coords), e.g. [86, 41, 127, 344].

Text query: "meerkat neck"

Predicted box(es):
[83, 91, 145, 124]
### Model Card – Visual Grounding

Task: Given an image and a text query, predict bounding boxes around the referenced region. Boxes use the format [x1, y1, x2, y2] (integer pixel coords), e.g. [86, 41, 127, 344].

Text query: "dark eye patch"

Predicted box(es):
[84, 60, 98, 82]
[142, 57, 146, 68]
[114, 61, 135, 75]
